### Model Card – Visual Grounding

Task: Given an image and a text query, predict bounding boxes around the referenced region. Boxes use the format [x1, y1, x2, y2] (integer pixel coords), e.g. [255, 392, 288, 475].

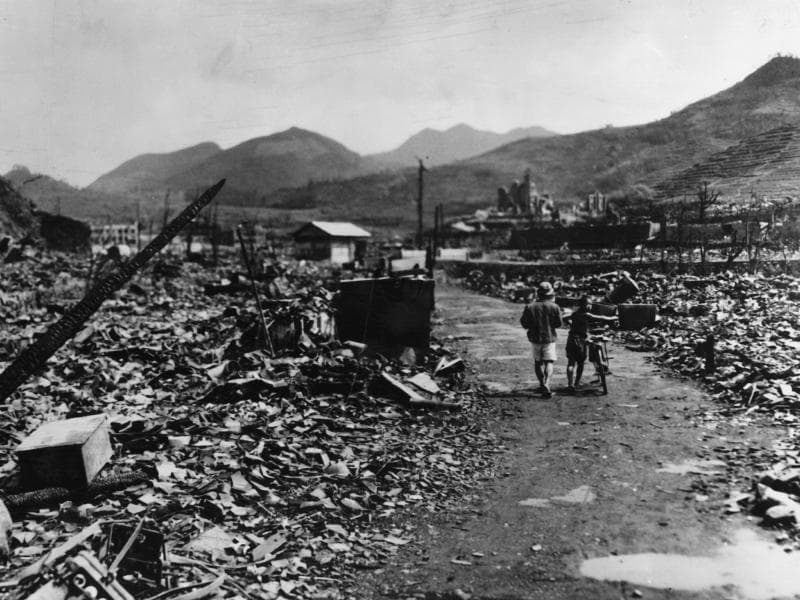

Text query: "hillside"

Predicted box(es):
[459, 56, 800, 198]
[164, 127, 368, 202]
[3, 165, 90, 214]
[4, 166, 152, 224]
[87, 128, 372, 204]
[88, 142, 222, 195]
[368, 123, 556, 168]
[0, 176, 38, 240]
[35, 56, 800, 234]
[263, 56, 800, 230]
[653, 124, 800, 202]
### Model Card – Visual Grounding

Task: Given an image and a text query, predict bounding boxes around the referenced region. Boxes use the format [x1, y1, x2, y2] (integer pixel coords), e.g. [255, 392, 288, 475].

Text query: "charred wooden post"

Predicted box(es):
[0, 179, 226, 403]
[236, 225, 274, 355]
[417, 159, 427, 249]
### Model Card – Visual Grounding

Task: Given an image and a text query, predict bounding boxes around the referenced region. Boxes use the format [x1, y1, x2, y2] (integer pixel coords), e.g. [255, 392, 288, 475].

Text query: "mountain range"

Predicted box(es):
[83, 123, 556, 204]
[369, 124, 555, 167]
[8, 56, 800, 233]
[262, 55, 800, 230]
[88, 129, 365, 202]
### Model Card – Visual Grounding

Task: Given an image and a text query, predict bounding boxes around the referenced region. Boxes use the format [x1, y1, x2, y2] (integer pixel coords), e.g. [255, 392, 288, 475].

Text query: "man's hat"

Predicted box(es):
[537, 281, 554, 298]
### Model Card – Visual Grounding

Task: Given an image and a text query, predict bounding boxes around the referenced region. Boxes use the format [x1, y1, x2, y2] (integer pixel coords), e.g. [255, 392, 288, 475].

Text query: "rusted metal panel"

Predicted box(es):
[335, 277, 435, 349]
[618, 304, 658, 330]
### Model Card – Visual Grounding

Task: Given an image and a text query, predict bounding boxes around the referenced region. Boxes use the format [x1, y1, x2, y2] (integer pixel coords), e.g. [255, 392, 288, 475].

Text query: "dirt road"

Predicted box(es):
[357, 284, 793, 600]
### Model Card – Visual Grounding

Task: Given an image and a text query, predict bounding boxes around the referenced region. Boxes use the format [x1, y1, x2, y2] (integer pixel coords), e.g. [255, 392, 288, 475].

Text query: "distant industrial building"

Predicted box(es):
[91, 223, 139, 247]
[293, 221, 371, 264]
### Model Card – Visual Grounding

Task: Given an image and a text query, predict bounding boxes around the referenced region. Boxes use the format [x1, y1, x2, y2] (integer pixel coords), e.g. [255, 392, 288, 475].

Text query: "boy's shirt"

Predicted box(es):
[568, 308, 590, 337]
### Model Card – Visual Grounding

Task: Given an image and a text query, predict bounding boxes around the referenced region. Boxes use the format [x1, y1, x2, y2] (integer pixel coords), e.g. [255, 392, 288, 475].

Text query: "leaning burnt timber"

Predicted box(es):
[0, 179, 226, 403]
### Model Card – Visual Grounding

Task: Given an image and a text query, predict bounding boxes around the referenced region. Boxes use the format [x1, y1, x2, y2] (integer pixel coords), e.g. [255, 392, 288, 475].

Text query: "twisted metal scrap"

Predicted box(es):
[0, 179, 226, 403]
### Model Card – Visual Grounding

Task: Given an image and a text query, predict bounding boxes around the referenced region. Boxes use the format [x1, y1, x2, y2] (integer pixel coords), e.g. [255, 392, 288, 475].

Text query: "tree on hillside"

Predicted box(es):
[775, 211, 800, 265]
[606, 184, 655, 220]
[696, 182, 721, 222]
[696, 182, 721, 270]
[675, 199, 688, 272]
[722, 193, 775, 272]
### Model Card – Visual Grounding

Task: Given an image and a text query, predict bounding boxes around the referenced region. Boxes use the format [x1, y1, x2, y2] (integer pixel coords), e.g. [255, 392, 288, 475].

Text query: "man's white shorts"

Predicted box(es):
[531, 342, 556, 362]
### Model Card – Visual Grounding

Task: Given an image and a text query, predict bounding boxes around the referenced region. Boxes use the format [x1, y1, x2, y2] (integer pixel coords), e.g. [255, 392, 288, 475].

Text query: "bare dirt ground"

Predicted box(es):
[355, 283, 788, 600]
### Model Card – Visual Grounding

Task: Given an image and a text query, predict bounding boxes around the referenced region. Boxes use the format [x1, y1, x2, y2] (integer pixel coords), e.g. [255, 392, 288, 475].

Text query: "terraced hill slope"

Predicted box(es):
[654, 124, 800, 202]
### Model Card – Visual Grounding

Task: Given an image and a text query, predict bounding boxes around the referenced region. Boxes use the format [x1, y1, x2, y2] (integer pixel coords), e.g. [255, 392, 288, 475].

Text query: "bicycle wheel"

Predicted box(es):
[598, 358, 607, 395]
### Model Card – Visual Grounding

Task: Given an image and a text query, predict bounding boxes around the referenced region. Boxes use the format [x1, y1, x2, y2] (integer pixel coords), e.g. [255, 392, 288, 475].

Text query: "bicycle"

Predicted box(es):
[587, 328, 611, 395]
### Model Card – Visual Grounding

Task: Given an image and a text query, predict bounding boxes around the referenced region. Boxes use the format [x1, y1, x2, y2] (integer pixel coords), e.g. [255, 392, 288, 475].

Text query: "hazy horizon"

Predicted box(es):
[3, 0, 800, 187]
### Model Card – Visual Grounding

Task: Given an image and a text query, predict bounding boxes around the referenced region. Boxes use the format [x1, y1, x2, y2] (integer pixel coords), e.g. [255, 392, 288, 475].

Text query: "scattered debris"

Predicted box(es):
[518, 486, 596, 507]
[434, 357, 466, 378]
[551, 485, 596, 504]
[0, 179, 227, 403]
[460, 267, 800, 539]
[0, 248, 497, 598]
[0, 500, 11, 561]
[657, 459, 726, 476]
[518, 498, 551, 508]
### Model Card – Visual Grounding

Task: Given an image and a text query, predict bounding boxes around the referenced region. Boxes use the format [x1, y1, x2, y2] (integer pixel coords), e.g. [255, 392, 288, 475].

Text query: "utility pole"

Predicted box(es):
[432, 203, 444, 268]
[417, 159, 427, 249]
[162, 191, 171, 229]
[135, 199, 141, 252]
[432, 204, 439, 262]
[211, 201, 219, 265]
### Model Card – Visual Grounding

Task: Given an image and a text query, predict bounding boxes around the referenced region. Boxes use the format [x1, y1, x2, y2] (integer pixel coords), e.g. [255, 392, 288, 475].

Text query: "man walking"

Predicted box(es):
[520, 282, 563, 397]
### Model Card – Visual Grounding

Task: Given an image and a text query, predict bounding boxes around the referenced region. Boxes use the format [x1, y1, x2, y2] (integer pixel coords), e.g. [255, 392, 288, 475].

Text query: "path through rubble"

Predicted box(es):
[356, 283, 799, 600]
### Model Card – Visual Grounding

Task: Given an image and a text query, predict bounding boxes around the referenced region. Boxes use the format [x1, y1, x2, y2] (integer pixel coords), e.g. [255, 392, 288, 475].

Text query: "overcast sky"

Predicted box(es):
[2, 0, 800, 186]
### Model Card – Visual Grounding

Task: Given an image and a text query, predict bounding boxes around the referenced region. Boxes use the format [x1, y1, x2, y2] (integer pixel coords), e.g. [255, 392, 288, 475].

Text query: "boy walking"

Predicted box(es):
[563, 296, 616, 392]
[520, 282, 563, 398]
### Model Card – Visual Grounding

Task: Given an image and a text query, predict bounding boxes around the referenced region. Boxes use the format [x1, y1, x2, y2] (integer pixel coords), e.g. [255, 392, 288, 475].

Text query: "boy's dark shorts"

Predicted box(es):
[566, 334, 587, 363]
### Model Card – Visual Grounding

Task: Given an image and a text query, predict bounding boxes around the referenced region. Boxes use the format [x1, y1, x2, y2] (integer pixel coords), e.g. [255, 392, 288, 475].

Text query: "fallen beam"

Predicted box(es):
[2, 470, 149, 513]
[378, 372, 460, 411]
[0, 179, 226, 403]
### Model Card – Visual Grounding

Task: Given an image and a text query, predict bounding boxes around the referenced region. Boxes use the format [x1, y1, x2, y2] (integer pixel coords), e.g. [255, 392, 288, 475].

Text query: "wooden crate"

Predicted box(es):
[17, 414, 113, 489]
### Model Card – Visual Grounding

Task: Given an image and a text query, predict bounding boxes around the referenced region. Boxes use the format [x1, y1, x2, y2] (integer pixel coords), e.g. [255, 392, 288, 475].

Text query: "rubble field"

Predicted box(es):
[342, 281, 800, 600]
[0, 249, 500, 600]
[461, 267, 800, 540]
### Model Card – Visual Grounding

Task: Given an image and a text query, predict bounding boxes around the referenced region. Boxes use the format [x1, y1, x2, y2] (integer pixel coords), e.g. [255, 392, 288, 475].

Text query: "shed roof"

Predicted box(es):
[294, 221, 371, 239]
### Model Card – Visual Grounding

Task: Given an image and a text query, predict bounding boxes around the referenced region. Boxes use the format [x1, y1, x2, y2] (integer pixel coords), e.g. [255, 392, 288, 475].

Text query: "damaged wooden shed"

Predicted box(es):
[293, 221, 371, 265]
